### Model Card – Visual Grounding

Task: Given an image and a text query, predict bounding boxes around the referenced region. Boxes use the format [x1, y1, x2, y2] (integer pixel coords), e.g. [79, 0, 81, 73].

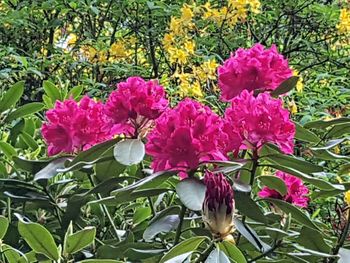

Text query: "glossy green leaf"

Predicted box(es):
[296, 226, 331, 253]
[0, 215, 9, 239]
[34, 157, 70, 182]
[19, 131, 39, 150]
[218, 241, 247, 263]
[16, 214, 59, 260]
[143, 215, 180, 240]
[114, 139, 145, 166]
[0, 81, 25, 113]
[159, 236, 209, 263]
[235, 191, 267, 224]
[205, 248, 230, 263]
[6, 102, 44, 121]
[339, 248, 350, 263]
[0, 141, 17, 158]
[258, 175, 288, 195]
[65, 226, 96, 255]
[261, 199, 318, 230]
[176, 178, 206, 211]
[304, 117, 350, 129]
[68, 85, 84, 100]
[78, 260, 123, 263]
[43, 80, 61, 101]
[294, 122, 320, 143]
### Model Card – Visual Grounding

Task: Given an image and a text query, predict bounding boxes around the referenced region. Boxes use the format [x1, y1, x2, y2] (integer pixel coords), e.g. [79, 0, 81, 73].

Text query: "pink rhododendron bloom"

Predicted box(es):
[218, 43, 293, 101]
[258, 171, 309, 208]
[42, 96, 111, 156]
[104, 76, 168, 137]
[224, 90, 295, 154]
[203, 171, 235, 239]
[146, 99, 226, 176]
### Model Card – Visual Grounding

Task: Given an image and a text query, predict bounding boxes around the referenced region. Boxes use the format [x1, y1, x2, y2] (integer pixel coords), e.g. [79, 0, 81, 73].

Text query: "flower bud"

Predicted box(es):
[202, 172, 235, 240]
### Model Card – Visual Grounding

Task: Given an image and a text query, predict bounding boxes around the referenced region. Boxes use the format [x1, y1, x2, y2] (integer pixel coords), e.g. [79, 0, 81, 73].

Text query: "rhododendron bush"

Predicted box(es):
[0, 0, 350, 263]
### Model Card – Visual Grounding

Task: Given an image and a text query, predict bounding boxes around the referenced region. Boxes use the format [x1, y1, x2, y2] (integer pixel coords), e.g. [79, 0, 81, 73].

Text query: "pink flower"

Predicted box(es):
[104, 77, 168, 137]
[41, 96, 111, 156]
[146, 99, 226, 176]
[258, 171, 309, 208]
[218, 43, 293, 101]
[224, 90, 295, 154]
[203, 171, 235, 239]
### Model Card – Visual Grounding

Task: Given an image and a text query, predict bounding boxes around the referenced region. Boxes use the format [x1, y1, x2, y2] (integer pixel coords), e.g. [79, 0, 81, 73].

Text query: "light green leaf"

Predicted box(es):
[143, 215, 180, 241]
[159, 236, 209, 263]
[6, 102, 44, 121]
[0, 81, 25, 113]
[114, 139, 145, 166]
[271, 76, 299, 96]
[65, 226, 96, 255]
[258, 175, 288, 195]
[43, 80, 61, 102]
[176, 178, 206, 211]
[0, 216, 9, 239]
[0, 141, 17, 158]
[218, 241, 247, 263]
[16, 214, 59, 260]
[304, 117, 350, 129]
[296, 226, 331, 253]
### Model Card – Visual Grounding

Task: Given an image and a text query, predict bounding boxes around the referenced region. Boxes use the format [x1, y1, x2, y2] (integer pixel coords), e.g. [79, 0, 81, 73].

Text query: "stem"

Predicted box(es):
[248, 241, 282, 262]
[87, 174, 120, 242]
[174, 205, 186, 245]
[331, 208, 350, 262]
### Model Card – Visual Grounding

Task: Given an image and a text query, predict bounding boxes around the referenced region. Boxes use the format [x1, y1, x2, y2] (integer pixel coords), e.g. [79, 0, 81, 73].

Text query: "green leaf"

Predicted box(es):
[311, 138, 346, 150]
[19, 131, 39, 150]
[12, 157, 52, 174]
[0, 215, 9, 239]
[2, 244, 22, 263]
[270, 164, 344, 191]
[6, 102, 44, 122]
[125, 248, 165, 261]
[65, 226, 96, 255]
[78, 260, 123, 263]
[296, 226, 331, 253]
[264, 154, 323, 174]
[327, 123, 350, 138]
[159, 236, 209, 263]
[16, 214, 59, 260]
[235, 191, 267, 224]
[95, 147, 126, 182]
[133, 207, 152, 226]
[143, 215, 180, 240]
[258, 175, 287, 195]
[34, 157, 70, 182]
[43, 80, 61, 102]
[218, 241, 247, 263]
[205, 248, 230, 263]
[294, 122, 320, 143]
[271, 76, 299, 96]
[0, 141, 17, 158]
[304, 117, 350, 129]
[176, 178, 206, 211]
[68, 85, 84, 100]
[114, 139, 145, 166]
[261, 199, 318, 230]
[0, 81, 25, 113]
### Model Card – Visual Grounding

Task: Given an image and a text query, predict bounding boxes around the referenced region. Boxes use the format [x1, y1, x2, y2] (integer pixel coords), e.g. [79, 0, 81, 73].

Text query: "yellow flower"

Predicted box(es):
[168, 48, 188, 65]
[110, 42, 127, 58]
[67, 33, 77, 45]
[180, 4, 194, 24]
[345, 190, 350, 206]
[337, 9, 350, 34]
[293, 69, 304, 93]
[163, 33, 174, 50]
[184, 40, 196, 54]
[288, 100, 298, 115]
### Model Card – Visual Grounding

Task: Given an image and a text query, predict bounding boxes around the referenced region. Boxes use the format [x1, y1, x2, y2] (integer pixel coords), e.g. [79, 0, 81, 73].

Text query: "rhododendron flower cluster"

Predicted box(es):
[146, 99, 226, 175]
[258, 171, 309, 208]
[224, 90, 295, 154]
[42, 96, 111, 156]
[104, 77, 168, 137]
[218, 43, 293, 101]
[202, 171, 235, 239]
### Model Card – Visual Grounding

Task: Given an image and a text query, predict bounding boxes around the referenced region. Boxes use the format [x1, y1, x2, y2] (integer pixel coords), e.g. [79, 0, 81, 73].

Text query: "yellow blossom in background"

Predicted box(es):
[292, 69, 304, 93]
[67, 33, 77, 46]
[168, 48, 188, 65]
[180, 4, 194, 24]
[337, 8, 350, 34]
[110, 42, 127, 58]
[345, 190, 350, 205]
[288, 100, 298, 115]
[163, 33, 175, 50]
[184, 40, 196, 54]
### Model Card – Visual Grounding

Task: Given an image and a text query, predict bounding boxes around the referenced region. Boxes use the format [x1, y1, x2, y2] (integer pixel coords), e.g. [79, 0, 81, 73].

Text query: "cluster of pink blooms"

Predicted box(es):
[218, 43, 293, 101]
[104, 77, 168, 137]
[258, 171, 309, 208]
[42, 43, 308, 207]
[42, 96, 111, 156]
[146, 99, 226, 176]
[224, 90, 295, 154]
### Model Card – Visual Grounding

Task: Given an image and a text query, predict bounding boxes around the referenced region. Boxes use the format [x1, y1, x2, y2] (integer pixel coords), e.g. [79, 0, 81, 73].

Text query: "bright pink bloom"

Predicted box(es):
[224, 90, 295, 154]
[258, 171, 309, 208]
[41, 96, 111, 156]
[104, 77, 168, 137]
[218, 43, 293, 101]
[146, 99, 226, 176]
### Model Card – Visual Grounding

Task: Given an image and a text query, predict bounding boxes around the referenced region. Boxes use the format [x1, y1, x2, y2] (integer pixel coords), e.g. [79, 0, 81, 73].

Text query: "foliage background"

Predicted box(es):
[0, 0, 350, 262]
